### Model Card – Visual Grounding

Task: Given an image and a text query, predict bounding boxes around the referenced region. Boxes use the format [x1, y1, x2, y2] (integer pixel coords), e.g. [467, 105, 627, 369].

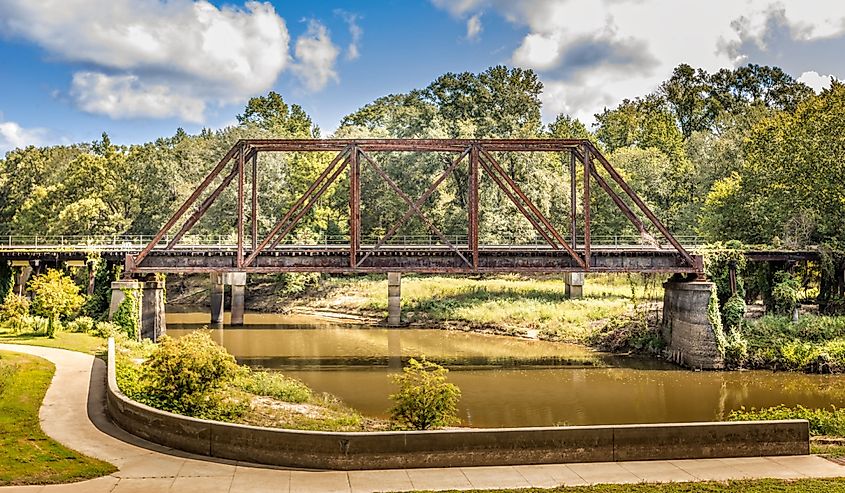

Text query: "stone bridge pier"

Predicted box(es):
[661, 279, 723, 370]
[109, 276, 166, 342]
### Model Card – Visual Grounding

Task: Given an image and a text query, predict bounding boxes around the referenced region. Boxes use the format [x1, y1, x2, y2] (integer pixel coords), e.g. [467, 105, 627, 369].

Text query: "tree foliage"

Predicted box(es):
[388, 357, 461, 430]
[27, 269, 84, 337]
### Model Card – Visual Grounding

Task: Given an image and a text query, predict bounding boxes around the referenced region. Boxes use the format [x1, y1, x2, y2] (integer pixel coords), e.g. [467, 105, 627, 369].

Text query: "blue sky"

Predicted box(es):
[0, 0, 843, 152]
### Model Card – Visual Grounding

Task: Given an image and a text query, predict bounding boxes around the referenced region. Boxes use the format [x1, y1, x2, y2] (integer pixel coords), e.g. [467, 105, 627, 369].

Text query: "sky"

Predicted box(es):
[0, 0, 843, 153]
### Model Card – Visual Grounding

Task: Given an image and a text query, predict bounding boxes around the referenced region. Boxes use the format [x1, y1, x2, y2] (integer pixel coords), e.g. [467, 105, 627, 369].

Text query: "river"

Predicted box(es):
[166, 311, 845, 428]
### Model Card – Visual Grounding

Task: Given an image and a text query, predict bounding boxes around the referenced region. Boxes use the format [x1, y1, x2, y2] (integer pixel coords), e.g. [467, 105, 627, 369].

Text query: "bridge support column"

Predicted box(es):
[109, 280, 143, 340]
[141, 279, 166, 342]
[11, 261, 33, 297]
[387, 272, 401, 327]
[565, 272, 584, 299]
[661, 280, 723, 370]
[210, 273, 224, 325]
[224, 272, 247, 326]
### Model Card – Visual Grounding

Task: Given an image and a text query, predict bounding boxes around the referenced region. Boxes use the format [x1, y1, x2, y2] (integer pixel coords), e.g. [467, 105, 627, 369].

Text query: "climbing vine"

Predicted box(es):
[113, 289, 140, 340]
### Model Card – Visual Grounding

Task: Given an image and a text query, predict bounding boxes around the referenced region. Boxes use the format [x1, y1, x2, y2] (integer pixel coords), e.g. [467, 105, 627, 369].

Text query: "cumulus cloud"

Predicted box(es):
[0, 1, 348, 121]
[797, 71, 837, 93]
[292, 20, 340, 92]
[0, 115, 46, 154]
[431, 0, 845, 123]
[335, 10, 363, 60]
[466, 14, 483, 41]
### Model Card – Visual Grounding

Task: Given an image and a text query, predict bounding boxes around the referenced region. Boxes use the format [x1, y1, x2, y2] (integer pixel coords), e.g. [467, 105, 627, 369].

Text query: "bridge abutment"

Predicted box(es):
[11, 260, 33, 297]
[387, 272, 401, 327]
[564, 272, 584, 299]
[661, 280, 724, 370]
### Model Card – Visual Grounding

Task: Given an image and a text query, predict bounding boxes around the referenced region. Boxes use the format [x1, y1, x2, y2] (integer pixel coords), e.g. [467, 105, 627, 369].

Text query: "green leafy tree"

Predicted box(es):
[28, 269, 84, 337]
[0, 292, 30, 333]
[388, 357, 461, 430]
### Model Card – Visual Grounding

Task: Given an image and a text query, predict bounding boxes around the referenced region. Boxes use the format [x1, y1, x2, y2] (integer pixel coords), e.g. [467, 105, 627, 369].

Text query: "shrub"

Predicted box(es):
[92, 321, 120, 338]
[142, 331, 243, 417]
[0, 293, 30, 333]
[723, 294, 746, 331]
[589, 311, 665, 353]
[28, 269, 84, 337]
[722, 328, 749, 367]
[236, 370, 312, 403]
[771, 271, 800, 315]
[112, 290, 139, 340]
[66, 316, 95, 333]
[729, 405, 845, 436]
[388, 357, 461, 430]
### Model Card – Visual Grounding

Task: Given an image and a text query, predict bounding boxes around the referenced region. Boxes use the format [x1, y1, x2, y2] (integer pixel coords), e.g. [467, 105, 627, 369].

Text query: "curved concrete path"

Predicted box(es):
[2, 344, 845, 493]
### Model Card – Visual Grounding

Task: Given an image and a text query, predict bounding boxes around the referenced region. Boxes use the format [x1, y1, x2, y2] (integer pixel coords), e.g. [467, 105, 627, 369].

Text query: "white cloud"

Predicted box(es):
[70, 72, 206, 123]
[292, 20, 340, 92]
[336, 10, 363, 60]
[0, 1, 308, 121]
[797, 71, 837, 93]
[0, 116, 46, 154]
[431, 0, 845, 124]
[466, 14, 483, 41]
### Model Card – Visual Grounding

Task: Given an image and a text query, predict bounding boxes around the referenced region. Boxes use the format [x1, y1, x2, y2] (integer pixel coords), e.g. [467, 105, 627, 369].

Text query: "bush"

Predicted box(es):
[722, 327, 748, 367]
[235, 370, 312, 403]
[92, 321, 120, 338]
[729, 405, 845, 436]
[771, 271, 801, 315]
[142, 331, 243, 417]
[589, 311, 665, 353]
[66, 316, 95, 333]
[388, 357, 461, 430]
[0, 293, 30, 333]
[112, 290, 139, 340]
[723, 294, 746, 331]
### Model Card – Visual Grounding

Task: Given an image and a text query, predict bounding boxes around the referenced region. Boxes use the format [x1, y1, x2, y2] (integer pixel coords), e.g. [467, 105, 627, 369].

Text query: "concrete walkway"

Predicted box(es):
[1, 344, 844, 493]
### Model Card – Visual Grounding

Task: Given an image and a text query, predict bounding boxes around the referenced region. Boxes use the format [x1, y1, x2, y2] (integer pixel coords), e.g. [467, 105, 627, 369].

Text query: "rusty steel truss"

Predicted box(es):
[128, 139, 701, 275]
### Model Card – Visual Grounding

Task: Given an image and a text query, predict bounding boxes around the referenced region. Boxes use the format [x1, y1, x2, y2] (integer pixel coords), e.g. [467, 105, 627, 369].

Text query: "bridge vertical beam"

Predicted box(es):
[225, 272, 247, 326]
[582, 145, 591, 271]
[569, 150, 577, 248]
[251, 152, 258, 251]
[565, 272, 584, 299]
[469, 144, 479, 270]
[141, 278, 166, 342]
[236, 143, 246, 269]
[349, 146, 360, 268]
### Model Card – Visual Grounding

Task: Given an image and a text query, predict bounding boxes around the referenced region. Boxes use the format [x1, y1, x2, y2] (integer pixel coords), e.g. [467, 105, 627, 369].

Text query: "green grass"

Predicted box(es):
[403, 478, 845, 492]
[0, 350, 116, 486]
[300, 274, 660, 342]
[740, 315, 845, 372]
[0, 327, 107, 355]
[729, 405, 845, 436]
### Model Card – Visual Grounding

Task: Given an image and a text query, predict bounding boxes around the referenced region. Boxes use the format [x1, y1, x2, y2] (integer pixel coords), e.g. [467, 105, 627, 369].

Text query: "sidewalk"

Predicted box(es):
[2, 343, 844, 493]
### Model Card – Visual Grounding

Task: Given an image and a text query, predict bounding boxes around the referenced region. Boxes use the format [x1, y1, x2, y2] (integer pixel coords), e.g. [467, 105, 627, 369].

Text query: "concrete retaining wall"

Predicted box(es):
[106, 339, 809, 470]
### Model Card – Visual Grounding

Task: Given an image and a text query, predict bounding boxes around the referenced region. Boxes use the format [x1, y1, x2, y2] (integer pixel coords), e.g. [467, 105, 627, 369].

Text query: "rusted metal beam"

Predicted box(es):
[243, 147, 350, 267]
[583, 145, 591, 270]
[251, 152, 258, 251]
[569, 150, 577, 248]
[236, 143, 245, 268]
[479, 147, 585, 269]
[357, 147, 470, 267]
[243, 139, 587, 153]
[587, 143, 695, 267]
[134, 143, 241, 267]
[358, 150, 471, 268]
[469, 144, 479, 270]
[349, 146, 360, 268]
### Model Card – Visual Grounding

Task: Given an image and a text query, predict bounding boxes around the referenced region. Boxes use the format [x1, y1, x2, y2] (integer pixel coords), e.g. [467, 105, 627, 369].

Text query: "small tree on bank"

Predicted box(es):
[28, 269, 84, 337]
[388, 357, 461, 430]
[0, 292, 30, 333]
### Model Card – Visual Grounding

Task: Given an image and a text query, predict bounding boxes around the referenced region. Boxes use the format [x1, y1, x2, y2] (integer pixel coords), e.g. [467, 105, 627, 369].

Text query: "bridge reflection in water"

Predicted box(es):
[167, 312, 845, 429]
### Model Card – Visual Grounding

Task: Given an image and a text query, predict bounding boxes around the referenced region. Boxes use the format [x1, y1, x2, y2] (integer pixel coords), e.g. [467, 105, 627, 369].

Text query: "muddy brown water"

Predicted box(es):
[166, 311, 845, 428]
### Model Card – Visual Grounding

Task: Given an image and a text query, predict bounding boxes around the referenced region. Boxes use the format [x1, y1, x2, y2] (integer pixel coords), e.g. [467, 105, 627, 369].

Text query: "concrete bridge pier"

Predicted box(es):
[141, 279, 166, 342]
[661, 279, 723, 370]
[387, 272, 401, 327]
[11, 260, 33, 297]
[565, 272, 584, 299]
[223, 272, 247, 326]
[109, 280, 143, 340]
[210, 273, 224, 325]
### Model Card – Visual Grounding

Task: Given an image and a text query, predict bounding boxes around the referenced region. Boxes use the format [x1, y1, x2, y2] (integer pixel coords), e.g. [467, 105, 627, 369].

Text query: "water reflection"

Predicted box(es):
[166, 312, 845, 428]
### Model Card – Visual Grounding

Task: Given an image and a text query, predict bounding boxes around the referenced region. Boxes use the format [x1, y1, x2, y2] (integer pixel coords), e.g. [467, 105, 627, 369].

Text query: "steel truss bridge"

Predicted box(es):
[6, 138, 808, 276]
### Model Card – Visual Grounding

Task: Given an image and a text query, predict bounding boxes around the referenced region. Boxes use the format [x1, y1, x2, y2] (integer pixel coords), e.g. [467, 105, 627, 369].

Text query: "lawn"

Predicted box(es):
[405, 478, 845, 492]
[0, 328, 107, 355]
[0, 350, 116, 486]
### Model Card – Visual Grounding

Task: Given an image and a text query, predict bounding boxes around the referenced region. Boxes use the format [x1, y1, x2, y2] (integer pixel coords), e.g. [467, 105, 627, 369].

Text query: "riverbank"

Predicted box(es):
[0, 350, 116, 486]
[168, 273, 660, 342]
